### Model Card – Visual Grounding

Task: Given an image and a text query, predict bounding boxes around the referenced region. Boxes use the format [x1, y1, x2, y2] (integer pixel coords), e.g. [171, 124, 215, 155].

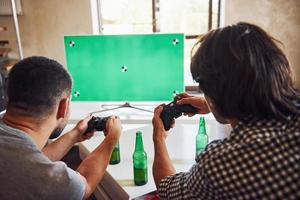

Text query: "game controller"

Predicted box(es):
[160, 99, 198, 131]
[85, 116, 110, 134]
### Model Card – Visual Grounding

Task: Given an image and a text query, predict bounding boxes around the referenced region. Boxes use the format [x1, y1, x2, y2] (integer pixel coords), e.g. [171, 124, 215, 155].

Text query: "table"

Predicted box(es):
[66, 102, 232, 199]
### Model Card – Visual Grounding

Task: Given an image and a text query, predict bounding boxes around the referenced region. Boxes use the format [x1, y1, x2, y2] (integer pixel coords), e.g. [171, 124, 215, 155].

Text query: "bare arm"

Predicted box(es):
[42, 130, 78, 161]
[77, 116, 122, 200]
[153, 136, 176, 187]
[42, 116, 93, 161]
[152, 106, 176, 187]
[152, 93, 210, 187]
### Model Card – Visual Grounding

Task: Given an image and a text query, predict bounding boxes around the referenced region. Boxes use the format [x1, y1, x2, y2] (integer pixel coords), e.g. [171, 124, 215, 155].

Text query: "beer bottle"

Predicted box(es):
[133, 131, 148, 186]
[196, 116, 208, 157]
[109, 141, 120, 165]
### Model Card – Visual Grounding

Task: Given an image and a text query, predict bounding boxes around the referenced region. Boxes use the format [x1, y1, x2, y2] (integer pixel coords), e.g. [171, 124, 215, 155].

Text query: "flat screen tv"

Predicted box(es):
[64, 33, 184, 101]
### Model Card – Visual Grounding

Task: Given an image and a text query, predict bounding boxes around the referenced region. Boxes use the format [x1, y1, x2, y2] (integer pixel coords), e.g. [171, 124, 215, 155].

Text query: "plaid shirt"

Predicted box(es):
[158, 112, 300, 200]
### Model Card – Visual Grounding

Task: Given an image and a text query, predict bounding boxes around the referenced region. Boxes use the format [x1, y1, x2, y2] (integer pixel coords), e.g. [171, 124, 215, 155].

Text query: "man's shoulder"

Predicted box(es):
[0, 127, 86, 200]
[197, 113, 300, 172]
[196, 135, 255, 168]
[0, 148, 85, 200]
[35, 160, 86, 200]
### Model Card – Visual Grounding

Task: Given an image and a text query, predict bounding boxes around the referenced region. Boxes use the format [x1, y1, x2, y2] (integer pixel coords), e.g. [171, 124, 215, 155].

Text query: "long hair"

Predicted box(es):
[191, 22, 300, 121]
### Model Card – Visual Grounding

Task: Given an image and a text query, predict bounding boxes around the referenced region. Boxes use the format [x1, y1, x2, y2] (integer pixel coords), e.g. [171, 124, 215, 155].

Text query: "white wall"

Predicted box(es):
[0, 0, 92, 65]
[224, 0, 300, 88]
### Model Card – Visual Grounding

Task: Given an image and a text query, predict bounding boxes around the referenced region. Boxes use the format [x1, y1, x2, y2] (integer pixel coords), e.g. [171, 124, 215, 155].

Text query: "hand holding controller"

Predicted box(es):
[85, 116, 110, 134]
[160, 99, 198, 131]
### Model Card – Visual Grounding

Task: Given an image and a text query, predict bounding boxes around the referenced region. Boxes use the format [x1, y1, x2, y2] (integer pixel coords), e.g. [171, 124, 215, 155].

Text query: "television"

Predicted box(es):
[64, 33, 184, 101]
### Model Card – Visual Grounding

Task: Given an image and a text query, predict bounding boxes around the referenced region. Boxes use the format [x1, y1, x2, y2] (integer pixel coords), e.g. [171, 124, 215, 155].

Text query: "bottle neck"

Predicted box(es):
[198, 117, 206, 135]
[198, 126, 206, 135]
[135, 132, 144, 152]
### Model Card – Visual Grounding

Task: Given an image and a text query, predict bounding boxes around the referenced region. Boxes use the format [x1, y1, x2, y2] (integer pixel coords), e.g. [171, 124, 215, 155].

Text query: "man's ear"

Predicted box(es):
[57, 98, 70, 119]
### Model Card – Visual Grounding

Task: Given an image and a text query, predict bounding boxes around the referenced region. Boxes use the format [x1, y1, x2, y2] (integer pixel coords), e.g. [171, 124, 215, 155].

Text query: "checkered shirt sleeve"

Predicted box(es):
[158, 140, 221, 199]
[158, 113, 300, 200]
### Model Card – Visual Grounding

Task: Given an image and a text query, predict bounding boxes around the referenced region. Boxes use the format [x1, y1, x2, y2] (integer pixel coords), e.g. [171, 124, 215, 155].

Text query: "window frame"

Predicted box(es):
[93, 0, 221, 92]
[151, 0, 221, 92]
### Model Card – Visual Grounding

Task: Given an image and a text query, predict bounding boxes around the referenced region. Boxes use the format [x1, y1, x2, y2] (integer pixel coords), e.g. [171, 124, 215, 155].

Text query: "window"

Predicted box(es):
[100, 0, 153, 34]
[94, 0, 221, 90]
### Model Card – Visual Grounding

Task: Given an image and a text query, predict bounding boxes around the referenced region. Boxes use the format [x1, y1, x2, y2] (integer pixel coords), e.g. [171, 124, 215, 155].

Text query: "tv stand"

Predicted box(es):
[89, 102, 153, 115]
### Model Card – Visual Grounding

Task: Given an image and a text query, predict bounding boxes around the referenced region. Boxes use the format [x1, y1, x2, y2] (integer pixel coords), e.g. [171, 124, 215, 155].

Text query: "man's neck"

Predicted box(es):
[2, 112, 54, 150]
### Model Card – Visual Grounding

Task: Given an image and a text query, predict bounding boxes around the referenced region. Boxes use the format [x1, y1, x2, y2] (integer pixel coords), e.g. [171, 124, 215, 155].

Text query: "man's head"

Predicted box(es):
[7, 56, 72, 138]
[191, 22, 299, 123]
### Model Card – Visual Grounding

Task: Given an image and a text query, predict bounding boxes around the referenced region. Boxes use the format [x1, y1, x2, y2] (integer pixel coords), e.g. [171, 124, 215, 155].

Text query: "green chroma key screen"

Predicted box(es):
[64, 33, 184, 101]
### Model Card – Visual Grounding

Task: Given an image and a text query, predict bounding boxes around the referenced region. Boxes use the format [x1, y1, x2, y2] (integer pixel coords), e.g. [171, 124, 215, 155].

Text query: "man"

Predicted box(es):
[0, 56, 122, 199]
[152, 22, 300, 199]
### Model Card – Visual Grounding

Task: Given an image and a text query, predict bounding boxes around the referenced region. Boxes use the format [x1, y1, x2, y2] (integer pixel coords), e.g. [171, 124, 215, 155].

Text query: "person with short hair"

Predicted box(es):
[0, 56, 122, 200]
[152, 22, 300, 199]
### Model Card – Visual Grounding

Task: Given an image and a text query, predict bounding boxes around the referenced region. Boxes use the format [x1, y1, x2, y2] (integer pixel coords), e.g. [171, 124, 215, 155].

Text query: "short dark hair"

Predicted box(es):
[191, 22, 300, 121]
[7, 56, 72, 117]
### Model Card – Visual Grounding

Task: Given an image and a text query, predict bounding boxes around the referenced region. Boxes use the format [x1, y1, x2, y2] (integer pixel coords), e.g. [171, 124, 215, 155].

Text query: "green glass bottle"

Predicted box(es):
[133, 131, 148, 186]
[196, 117, 209, 157]
[109, 141, 120, 165]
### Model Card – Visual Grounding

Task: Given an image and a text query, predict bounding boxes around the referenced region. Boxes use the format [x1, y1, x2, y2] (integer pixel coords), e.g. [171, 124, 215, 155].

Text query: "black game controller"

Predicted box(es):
[160, 99, 198, 131]
[85, 116, 110, 134]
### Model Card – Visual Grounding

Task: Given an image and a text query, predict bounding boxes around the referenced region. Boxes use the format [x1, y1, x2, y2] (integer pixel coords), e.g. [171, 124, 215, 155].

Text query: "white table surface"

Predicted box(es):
[65, 102, 232, 198]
